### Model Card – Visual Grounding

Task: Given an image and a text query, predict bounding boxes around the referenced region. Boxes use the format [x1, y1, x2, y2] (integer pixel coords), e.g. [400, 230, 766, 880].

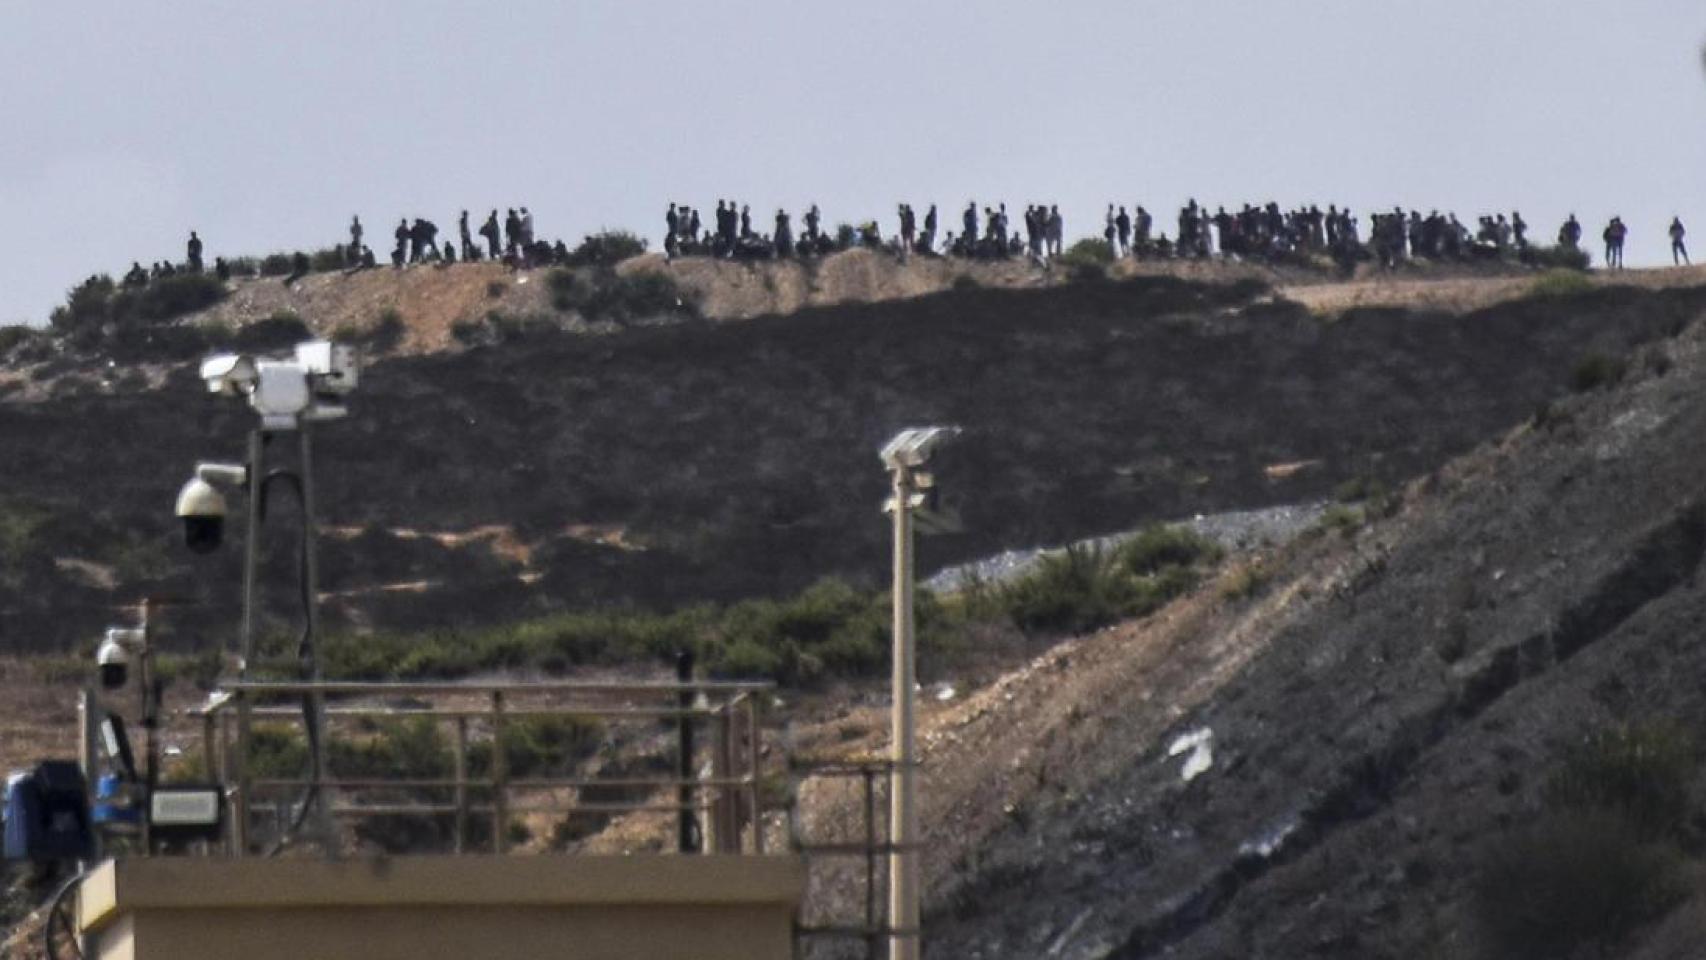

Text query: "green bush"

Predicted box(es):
[1316, 504, 1365, 537]
[0, 324, 37, 354]
[1474, 811, 1684, 960]
[1529, 269, 1593, 299]
[1546, 722, 1696, 842]
[1571, 351, 1627, 392]
[259, 253, 297, 277]
[49, 274, 117, 333]
[563, 231, 648, 267]
[309, 246, 348, 273]
[549, 268, 698, 324]
[1057, 238, 1112, 269]
[331, 717, 450, 780]
[1001, 545, 1132, 635]
[1526, 244, 1592, 271]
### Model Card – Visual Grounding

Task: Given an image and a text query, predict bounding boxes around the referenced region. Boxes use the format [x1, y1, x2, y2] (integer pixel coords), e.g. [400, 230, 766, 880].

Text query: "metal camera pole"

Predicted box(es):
[887, 463, 920, 960]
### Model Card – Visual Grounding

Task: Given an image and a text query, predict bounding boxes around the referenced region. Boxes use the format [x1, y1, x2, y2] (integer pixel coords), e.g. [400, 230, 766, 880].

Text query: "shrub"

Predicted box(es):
[550, 269, 697, 324]
[49, 274, 117, 333]
[1474, 811, 1684, 960]
[258, 253, 298, 277]
[1117, 525, 1222, 575]
[1546, 722, 1696, 842]
[1001, 545, 1133, 636]
[1529, 269, 1593, 299]
[1571, 352, 1626, 392]
[0, 324, 36, 355]
[1059, 238, 1113, 266]
[1525, 244, 1592, 271]
[1220, 563, 1271, 602]
[1317, 504, 1365, 537]
[563, 231, 648, 268]
[450, 319, 486, 346]
[309, 246, 348, 273]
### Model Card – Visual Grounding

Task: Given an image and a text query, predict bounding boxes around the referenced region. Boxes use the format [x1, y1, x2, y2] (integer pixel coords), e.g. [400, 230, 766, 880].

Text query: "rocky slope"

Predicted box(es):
[904, 284, 1706, 958]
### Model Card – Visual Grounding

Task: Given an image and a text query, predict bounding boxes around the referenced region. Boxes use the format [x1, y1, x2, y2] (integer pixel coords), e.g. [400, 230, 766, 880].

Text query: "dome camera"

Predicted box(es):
[175, 476, 228, 554]
[97, 635, 131, 689]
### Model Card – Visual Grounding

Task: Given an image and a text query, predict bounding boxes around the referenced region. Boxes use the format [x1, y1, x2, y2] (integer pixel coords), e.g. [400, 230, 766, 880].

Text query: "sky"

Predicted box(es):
[2, 0, 1703, 325]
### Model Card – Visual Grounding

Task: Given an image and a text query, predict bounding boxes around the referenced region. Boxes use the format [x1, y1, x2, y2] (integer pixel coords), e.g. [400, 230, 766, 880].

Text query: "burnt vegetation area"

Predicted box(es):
[0, 277, 1701, 661]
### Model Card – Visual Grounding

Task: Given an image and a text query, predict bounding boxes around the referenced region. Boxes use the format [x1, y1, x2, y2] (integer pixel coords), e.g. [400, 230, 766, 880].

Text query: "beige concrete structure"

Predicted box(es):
[78, 855, 805, 960]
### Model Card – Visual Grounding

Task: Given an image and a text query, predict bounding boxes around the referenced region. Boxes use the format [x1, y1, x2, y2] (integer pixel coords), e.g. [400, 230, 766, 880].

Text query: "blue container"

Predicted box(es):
[3, 761, 93, 862]
[92, 773, 141, 827]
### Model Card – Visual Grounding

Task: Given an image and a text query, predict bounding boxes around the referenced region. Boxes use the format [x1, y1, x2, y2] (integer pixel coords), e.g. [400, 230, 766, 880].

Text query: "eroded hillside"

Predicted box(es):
[906, 283, 1706, 959]
[2, 268, 1703, 660]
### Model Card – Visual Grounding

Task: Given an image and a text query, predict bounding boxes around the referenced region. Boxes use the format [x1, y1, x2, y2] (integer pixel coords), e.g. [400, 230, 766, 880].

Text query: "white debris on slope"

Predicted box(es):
[1167, 727, 1215, 782]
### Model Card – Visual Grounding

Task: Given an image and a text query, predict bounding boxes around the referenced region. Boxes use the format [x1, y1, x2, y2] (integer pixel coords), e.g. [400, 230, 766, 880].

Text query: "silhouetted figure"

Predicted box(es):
[775, 209, 793, 258]
[1115, 206, 1131, 257]
[394, 219, 411, 265]
[802, 204, 820, 243]
[504, 208, 522, 256]
[411, 218, 440, 262]
[214, 257, 230, 281]
[1511, 211, 1527, 250]
[520, 207, 534, 246]
[285, 251, 310, 284]
[350, 216, 364, 259]
[186, 232, 204, 273]
[1604, 216, 1627, 269]
[1671, 217, 1689, 266]
[1559, 213, 1583, 250]
[458, 211, 474, 260]
[122, 262, 148, 288]
[480, 211, 501, 259]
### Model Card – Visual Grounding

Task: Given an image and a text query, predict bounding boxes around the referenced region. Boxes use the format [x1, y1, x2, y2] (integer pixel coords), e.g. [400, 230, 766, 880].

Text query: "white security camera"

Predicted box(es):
[175, 463, 244, 554]
[176, 478, 227, 554]
[200, 354, 258, 396]
[97, 628, 144, 689]
[880, 426, 962, 470]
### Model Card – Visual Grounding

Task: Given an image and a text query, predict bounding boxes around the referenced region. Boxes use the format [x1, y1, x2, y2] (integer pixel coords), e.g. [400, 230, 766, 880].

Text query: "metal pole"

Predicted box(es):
[298, 429, 338, 855]
[677, 651, 699, 853]
[491, 690, 508, 854]
[888, 468, 920, 960]
[453, 717, 469, 854]
[239, 431, 264, 675]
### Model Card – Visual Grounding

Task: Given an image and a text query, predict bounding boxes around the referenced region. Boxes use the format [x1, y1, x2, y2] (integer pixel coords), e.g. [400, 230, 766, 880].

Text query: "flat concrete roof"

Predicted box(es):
[81, 855, 805, 934]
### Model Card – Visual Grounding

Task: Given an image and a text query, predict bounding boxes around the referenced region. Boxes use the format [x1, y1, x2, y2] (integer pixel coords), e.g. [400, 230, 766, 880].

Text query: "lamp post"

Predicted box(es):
[879, 426, 959, 960]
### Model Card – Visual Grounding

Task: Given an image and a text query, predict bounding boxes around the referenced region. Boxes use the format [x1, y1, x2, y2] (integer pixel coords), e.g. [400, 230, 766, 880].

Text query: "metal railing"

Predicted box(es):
[189, 679, 774, 858]
[789, 757, 907, 960]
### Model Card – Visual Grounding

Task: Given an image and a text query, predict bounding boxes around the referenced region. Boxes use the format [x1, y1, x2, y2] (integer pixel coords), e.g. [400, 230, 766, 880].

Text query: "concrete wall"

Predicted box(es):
[79, 855, 804, 960]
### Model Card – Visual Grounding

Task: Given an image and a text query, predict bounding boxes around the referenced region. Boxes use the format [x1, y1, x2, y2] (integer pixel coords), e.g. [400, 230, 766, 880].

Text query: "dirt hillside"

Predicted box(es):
[898, 289, 1706, 958]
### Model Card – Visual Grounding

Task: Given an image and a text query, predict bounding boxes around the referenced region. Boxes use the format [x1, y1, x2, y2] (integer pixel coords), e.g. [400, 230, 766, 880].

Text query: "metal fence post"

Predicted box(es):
[490, 691, 508, 854]
[453, 716, 469, 855]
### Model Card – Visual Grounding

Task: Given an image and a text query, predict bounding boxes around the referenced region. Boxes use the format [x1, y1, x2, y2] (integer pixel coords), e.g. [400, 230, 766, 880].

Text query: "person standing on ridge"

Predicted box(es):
[349, 216, 364, 260]
[1604, 216, 1627, 269]
[1671, 217, 1689, 266]
[458, 211, 474, 260]
[186, 231, 204, 273]
[480, 210, 501, 259]
[1559, 213, 1583, 250]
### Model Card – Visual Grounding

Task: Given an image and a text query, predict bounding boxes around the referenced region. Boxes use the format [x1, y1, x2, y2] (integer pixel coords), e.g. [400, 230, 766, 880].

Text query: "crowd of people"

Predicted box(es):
[656, 199, 1690, 273]
[106, 200, 1694, 297]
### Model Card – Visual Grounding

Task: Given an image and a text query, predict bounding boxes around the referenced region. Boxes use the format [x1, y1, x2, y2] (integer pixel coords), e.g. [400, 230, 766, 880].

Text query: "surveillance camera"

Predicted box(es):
[199, 353, 258, 396]
[880, 426, 962, 470]
[97, 636, 131, 689]
[175, 476, 228, 554]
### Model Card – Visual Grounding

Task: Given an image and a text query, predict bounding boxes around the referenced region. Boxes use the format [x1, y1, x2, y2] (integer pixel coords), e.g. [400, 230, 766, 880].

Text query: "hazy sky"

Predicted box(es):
[3, 1, 1703, 325]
